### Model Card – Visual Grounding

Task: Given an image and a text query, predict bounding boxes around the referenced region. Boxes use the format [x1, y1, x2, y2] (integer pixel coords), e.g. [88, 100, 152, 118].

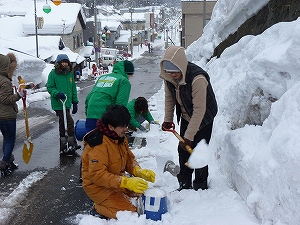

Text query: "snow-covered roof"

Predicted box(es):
[2, 35, 85, 64]
[0, 16, 26, 40]
[7, 36, 63, 60]
[22, 1, 86, 35]
[114, 30, 130, 45]
[0, 0, 30, 16]
[121, 12, 146, 22]
[0, 46, 46, 85]
[101, 21, 122, 31]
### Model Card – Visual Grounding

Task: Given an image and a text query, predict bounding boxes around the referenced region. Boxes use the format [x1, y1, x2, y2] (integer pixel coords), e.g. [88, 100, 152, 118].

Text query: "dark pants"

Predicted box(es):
[0, 119, 16, 162]
[177, 119, 213, 187]
[55, 110, 75, 138]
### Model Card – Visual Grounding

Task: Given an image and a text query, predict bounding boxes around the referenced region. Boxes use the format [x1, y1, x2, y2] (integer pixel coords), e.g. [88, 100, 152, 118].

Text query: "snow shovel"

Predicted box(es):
[162, 122, 193, 154]
[22, 90, 34, 164]
[60, 97, 69, 154]
[162, 122, 193, 168]
[60, 97, 76, 155]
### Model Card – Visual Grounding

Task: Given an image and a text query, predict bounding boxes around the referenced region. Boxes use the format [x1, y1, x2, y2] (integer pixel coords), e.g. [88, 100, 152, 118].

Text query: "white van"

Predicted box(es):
[101, 55, 115, 66]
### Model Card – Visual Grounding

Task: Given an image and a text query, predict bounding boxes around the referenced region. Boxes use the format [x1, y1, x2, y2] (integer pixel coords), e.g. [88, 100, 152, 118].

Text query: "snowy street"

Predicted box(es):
[2, 0, 300, 224]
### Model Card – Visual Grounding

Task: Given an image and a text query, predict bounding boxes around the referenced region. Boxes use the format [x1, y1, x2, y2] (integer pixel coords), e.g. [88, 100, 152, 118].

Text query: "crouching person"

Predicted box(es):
[81, 104, 156, 219]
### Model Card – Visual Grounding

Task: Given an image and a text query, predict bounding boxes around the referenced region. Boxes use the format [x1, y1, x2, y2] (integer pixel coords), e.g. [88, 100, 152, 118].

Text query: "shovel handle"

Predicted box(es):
[21, 91, 31, 139]
[162, 122, 193, 154]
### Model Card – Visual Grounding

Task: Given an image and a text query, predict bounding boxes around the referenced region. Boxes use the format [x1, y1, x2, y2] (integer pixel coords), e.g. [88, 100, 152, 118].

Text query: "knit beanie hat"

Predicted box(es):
[124, 60, 134, 75]
[56, 54, 70, 63]
[162, 60, 180, 72]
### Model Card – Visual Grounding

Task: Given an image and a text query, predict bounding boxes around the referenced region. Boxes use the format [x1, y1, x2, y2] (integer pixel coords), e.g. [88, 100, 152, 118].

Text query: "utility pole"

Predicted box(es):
[203, 0, 207, 28]
[34, 0, 39, 58]
[165, 28, 169, 49]
[129, 7, 133, 56]
[94, 1, 99, 66]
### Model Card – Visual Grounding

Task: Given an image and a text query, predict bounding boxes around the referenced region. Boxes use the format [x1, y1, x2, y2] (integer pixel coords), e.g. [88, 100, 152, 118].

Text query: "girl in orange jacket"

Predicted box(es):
[81, 105, 155, 219]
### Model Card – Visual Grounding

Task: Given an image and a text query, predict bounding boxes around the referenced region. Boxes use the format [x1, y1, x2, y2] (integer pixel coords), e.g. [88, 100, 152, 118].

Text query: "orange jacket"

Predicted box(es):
[81, 135, 139, 204]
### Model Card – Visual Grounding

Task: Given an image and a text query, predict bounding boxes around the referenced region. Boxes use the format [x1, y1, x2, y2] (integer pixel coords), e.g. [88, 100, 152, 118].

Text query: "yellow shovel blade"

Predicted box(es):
[22, 142, 34, 164]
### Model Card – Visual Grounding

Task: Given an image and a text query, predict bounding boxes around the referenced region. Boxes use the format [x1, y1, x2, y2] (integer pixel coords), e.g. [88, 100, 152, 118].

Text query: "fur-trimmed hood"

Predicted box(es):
[0, 53, 17, 80]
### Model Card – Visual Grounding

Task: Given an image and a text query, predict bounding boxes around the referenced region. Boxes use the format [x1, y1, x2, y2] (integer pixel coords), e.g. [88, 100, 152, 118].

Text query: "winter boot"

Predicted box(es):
[89, 202, 109, 220]
[9, 154, 18, 171]
[193, 180, 208, 191]
[60, 136, 68, 155]
[193, 166, 209, 190]
[176, 174, 192, 191]
[0, 160, 12, 176]
[67, 136, 81, 154]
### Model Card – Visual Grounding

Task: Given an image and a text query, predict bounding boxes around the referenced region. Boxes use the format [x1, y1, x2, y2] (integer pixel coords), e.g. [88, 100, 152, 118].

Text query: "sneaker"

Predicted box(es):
[193, 181, 208, 191]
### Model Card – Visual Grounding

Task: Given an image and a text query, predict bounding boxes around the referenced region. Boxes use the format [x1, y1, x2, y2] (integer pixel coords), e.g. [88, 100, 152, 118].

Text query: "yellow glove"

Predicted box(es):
[120, 176, 148, 194]
[133, 166, 156, 183]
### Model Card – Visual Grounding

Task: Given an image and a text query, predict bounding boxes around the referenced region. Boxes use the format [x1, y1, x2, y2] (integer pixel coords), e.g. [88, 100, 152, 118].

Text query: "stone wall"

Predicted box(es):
[213, 0, 300, 58]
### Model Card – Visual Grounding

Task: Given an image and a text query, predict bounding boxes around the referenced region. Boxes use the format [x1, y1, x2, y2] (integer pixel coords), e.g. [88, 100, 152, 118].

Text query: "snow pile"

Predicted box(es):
[186, 0, 269, 63]
[203, 17, 300, 224]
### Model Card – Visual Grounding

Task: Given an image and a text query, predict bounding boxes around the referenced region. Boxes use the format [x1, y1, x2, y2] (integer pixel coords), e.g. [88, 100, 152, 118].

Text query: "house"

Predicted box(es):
[114, 30, 131, 52]
[120, 11, 154, 46]
[22, 1, 86, 54]
[101, 21, 122, 48]
[181, 0, 217, 48]
[84, 13, 131, 51]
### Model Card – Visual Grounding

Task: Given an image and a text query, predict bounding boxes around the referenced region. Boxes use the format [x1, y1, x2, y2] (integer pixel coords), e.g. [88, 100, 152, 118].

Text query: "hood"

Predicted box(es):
[112, 61, 129, 79]
[159, 46, 188, 84]
[0, 54, 10, 78]
[0, 54, 12, 79]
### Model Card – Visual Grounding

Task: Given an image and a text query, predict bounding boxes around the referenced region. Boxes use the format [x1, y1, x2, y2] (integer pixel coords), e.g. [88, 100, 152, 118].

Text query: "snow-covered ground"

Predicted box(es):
[1, 0, 300, 224]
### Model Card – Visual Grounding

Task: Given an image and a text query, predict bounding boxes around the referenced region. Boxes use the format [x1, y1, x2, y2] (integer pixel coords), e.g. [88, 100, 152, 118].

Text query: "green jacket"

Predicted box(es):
[126, 98, 154, 128]
[46, 66, 78, 110]
[85, 61, 131, 120]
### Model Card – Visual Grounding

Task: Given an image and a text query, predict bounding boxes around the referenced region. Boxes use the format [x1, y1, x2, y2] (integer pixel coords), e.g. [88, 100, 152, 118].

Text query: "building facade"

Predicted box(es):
[181, 0, 217, 48]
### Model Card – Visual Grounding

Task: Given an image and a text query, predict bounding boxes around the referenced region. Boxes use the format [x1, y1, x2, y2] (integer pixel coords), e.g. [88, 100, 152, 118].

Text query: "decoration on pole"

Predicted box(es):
[37, 17, 44, 29]
[52, 0, 62, 6]
[43, 3, 51, 14]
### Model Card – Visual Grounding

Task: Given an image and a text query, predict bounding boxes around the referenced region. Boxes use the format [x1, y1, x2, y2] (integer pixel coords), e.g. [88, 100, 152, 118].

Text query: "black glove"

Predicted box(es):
[179, 138, 192, 150]
[57, 92, 66, 100]
[72, 103, 78, 114]
[162, 122, 173, 131]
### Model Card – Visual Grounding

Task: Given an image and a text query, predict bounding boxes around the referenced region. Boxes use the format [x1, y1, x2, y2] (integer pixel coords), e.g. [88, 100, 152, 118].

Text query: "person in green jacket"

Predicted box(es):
[47, 54, 80, 154]
[126, 97, 157, 132]
[85, 60, 134, 132]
